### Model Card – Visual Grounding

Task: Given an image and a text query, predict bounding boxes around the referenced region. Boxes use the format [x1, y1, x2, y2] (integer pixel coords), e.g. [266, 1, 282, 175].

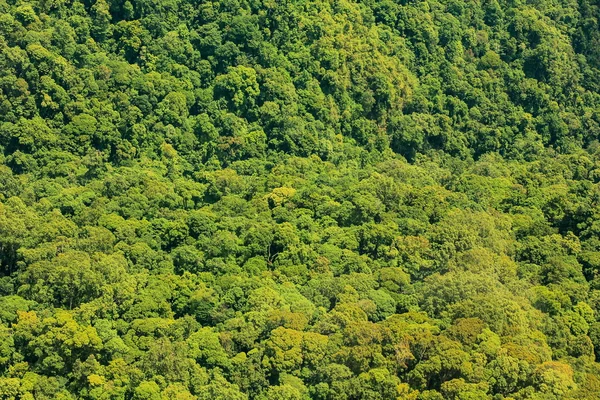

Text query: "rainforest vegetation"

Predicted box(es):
[2, 0, 600, 398]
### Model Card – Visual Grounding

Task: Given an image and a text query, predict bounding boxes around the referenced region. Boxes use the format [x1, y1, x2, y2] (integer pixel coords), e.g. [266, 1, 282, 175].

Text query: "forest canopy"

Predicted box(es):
[2, 0, 600, 398]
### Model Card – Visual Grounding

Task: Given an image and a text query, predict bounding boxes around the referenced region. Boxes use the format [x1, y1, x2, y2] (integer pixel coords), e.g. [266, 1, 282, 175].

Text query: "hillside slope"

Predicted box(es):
[2, 0, 600, 399]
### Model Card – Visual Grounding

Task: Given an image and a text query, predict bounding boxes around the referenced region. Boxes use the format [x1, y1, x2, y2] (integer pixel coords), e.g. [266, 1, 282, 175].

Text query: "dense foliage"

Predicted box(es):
[2, 0, 600, 398]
